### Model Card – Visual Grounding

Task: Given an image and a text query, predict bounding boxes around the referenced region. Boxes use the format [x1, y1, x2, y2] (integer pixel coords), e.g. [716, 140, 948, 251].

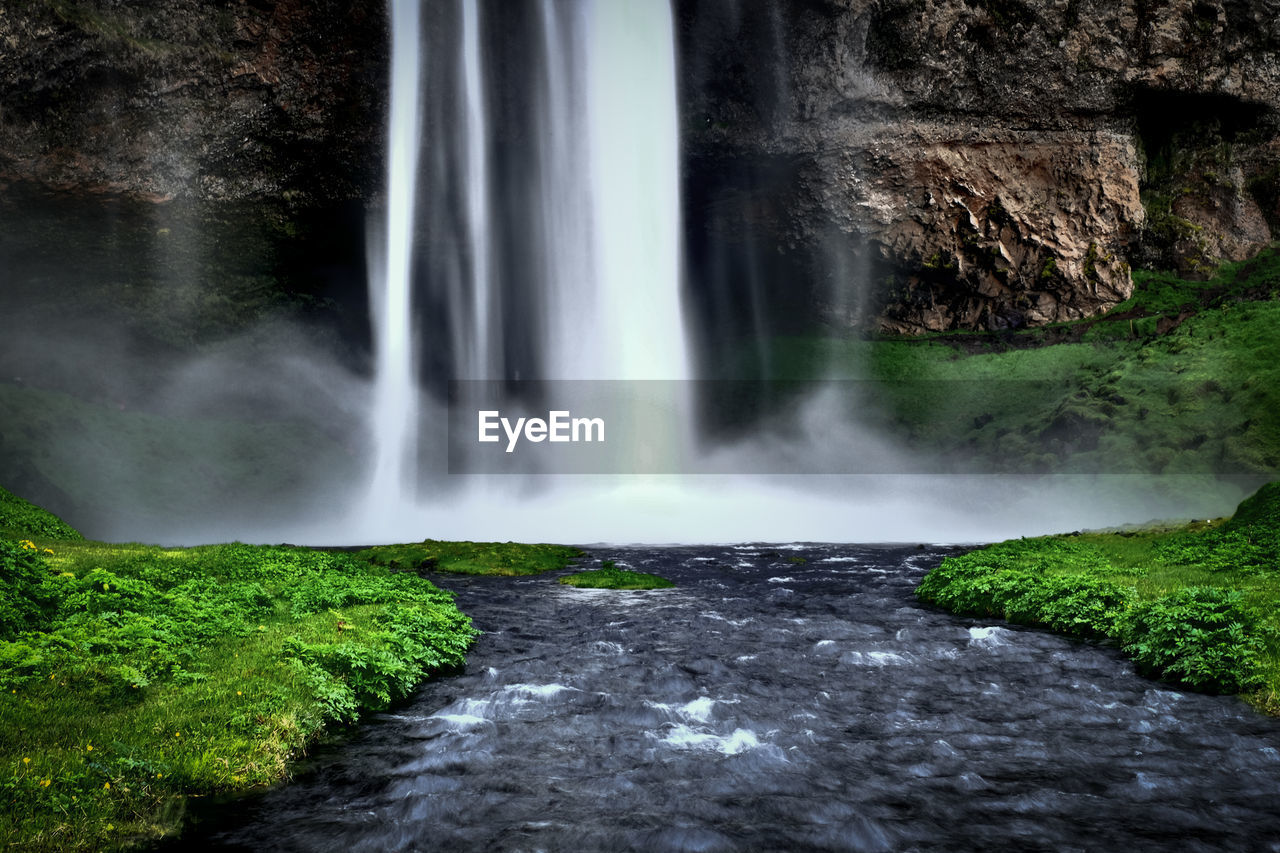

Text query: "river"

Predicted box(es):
[178, 545, 1280, 852]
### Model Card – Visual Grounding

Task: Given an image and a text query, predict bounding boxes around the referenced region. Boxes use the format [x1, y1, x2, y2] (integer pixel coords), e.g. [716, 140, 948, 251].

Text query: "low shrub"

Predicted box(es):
[1121, 587, 1265, 693]
[0, 540, 56, 639]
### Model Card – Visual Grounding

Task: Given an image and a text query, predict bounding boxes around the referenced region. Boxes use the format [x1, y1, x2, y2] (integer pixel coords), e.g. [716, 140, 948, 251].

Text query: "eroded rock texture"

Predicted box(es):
[678, 0, 1280, 334]
[0, 0, 384, 202]
[2, 1, 1278, 336]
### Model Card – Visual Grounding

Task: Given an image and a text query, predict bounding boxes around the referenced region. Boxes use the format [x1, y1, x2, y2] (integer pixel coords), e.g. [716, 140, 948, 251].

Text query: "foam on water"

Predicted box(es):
[839, 650, 911, 667]
[678, 697, 719, 723]
[659, 724, 764, 756]
[426, 714, 490, 731]
[969, 626, 1013, 647]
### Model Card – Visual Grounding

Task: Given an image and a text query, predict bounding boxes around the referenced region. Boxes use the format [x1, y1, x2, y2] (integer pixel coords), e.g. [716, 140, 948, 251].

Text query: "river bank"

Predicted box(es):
[917, 481, 1280, 714]
[0, 486, 573, 850]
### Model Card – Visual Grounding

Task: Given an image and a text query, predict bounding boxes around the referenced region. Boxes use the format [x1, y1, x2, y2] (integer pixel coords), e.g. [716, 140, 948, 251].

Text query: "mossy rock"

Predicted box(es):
[0, 484, 83, 540]
[559, 567, 674, 590]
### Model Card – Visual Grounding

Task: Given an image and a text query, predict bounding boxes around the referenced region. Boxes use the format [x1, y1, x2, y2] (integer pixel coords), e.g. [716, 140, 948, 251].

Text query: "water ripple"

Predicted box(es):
[180, 545, 1280, 852]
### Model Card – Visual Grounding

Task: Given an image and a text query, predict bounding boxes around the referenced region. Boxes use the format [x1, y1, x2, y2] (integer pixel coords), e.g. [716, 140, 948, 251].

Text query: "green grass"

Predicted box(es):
[355, 540, 582, 576]
[916, 481, 1280, 711]
[559, 561, 674, 590]
[0, 491, 581, 850]
[0, 520, 517, 849]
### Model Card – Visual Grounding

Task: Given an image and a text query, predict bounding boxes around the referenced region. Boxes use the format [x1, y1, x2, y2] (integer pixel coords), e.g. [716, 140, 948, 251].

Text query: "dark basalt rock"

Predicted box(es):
[0, 0, 385, 203]
[676, 0, 1280, 334]
[2, 0, 1278, 336]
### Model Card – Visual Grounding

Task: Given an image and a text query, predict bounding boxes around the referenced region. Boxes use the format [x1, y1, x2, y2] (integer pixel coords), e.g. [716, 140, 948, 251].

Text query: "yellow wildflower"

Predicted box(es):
[43, 548, 54, 555]
[39, 779, 50, 787]
[86, 744, 93, 752]
[22, 757, 30, 765]
[103, 782, 110, 790]
[19, 540, 35, 550]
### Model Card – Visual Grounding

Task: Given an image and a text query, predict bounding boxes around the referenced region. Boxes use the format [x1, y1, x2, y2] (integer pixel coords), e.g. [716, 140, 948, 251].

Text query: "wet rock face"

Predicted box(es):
[0, 0, 385, 202]
[678, 0, 1280, 333]
[4, 1, 1278, 335]
[805, 125, 1143, 333]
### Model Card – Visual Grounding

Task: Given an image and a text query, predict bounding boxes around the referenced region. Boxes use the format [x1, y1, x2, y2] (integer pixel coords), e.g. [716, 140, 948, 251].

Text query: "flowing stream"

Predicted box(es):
[179, 546, 1280, 851]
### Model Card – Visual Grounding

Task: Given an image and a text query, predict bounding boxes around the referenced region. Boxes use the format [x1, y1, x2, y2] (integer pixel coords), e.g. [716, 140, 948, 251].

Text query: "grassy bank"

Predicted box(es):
[0, 487, 575, 850]
[916, 482, 1280, 712]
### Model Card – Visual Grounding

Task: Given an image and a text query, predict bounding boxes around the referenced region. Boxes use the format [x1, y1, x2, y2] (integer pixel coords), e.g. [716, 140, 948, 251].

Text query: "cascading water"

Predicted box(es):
[347, 0, 1219, 546]
[576, 0, 687, 382]
[460, 0, 495, 381]
[364, 0, 422, 514]
[360, 0, 690, 537]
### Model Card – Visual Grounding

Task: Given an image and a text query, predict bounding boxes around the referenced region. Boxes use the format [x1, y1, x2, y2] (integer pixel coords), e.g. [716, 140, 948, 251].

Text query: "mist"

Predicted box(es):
[0, 2, 1261, 549]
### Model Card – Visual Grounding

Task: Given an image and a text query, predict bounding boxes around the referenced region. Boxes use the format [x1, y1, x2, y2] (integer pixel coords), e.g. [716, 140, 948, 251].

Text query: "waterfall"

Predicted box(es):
[541, 0, 687, 381]
[584, 0, 686, 382]
[344, 0, 1168, 545]
[365, 0, 422, 513]
[362, 0, 688, 523]
[460, 0, 495, 380]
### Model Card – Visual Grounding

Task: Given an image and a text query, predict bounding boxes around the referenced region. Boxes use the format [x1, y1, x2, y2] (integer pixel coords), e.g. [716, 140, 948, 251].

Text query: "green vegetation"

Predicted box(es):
[0, 501, 511, 850]
[356, 540, 581, 576]
[559, 561, 674, 590]
[851, 249, 1280, 710]
[917, 481, 1280, 708]
[0, 486, 82, 542]
[765, 246, 1280, 479]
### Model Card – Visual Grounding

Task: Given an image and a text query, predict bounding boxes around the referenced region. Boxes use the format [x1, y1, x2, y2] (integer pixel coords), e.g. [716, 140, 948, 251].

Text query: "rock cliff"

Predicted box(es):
[2, 1, 1277, 336]
[0, 0, 384, 202]
[677, 0, 1280, 333]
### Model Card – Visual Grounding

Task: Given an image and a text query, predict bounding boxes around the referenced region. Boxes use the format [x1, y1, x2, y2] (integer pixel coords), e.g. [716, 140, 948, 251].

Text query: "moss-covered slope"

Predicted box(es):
[763, 246, 1280, 483]
[0, 486, 82, 541]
